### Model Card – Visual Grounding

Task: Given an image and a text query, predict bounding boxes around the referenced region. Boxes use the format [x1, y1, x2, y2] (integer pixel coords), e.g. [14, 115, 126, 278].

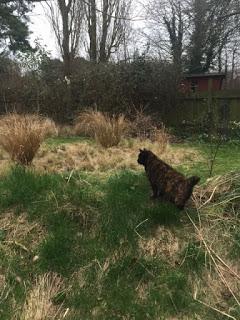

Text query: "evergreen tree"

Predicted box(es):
[0, 0, 35, 53]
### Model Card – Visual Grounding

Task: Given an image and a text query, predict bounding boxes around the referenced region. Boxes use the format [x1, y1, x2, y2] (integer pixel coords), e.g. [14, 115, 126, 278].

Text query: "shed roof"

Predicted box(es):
[184, 72, 226, 79]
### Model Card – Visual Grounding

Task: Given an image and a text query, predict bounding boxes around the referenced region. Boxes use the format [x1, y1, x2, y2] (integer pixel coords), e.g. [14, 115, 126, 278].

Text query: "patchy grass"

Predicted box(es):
[0, 138, 240, 319]
[0, 136, 202, 174]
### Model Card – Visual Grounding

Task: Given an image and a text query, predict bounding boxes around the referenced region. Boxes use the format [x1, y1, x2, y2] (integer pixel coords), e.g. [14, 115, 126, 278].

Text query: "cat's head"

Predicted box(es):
[137, 148, 151, 165]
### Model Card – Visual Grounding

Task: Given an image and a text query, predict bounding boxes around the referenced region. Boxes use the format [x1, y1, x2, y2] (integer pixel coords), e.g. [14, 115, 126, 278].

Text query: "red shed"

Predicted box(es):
[180, 73, 226, 93]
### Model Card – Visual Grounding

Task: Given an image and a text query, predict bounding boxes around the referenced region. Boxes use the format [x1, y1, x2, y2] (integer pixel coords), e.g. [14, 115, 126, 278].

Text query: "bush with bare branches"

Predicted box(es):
[0, 113, 57, 165]
[128, 107, 156, 139]
[149, 126, 169, 154]
[75, 110, 130, 148]
[127, 107, 170, 153]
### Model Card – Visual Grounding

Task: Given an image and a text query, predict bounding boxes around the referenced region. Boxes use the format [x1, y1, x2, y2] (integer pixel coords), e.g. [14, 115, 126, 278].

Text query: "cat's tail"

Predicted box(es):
[188, 176, 200, 188]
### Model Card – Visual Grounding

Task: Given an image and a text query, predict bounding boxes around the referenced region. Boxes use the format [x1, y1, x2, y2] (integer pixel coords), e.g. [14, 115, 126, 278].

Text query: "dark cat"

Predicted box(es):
[137, 148, 200, 210]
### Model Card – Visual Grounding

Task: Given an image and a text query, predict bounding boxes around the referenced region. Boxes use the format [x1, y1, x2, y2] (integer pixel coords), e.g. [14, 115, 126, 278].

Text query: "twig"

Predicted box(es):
[62, 308, 70, 318]
[210, 195, 240, 208]
[4, 240, 29, 252]
[134, 219, 149, 240]
[198, 185, 218, 209]
[67, 169, 74, 183]
[194, 297, 236, 320]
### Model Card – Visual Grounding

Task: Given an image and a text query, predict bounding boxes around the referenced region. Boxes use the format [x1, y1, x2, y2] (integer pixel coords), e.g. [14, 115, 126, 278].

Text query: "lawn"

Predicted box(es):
[0, 138, 240, 320]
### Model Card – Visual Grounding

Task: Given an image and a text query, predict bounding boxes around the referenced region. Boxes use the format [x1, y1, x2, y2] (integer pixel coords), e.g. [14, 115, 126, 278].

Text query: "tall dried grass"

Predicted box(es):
[128, 107, 170, 153]
[128, 107, 155, 139]
[192, 172, 240, 210]
[75, 110, 129, 148]
[20, 273, 65, 320]
[0, 113, 57, 165]
[149, 126, 169, 154]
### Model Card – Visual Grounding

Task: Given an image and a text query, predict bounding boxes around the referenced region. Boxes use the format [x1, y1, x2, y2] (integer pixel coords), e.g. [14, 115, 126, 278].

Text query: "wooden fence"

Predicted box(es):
[163, 91, 240, 128]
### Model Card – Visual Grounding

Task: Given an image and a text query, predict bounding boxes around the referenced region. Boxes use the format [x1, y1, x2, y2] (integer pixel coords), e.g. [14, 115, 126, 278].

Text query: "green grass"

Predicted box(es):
[0, 140, 240, 319]
[178, 141, 240, 180]
[180, 241, 207, 274]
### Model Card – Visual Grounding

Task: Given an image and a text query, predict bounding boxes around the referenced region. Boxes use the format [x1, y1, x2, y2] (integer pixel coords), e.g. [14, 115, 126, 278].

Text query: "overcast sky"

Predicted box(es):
[29, 3, 60, 57]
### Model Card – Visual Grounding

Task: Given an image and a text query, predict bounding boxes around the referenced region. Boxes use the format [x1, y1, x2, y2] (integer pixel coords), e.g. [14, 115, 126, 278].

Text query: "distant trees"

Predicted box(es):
[145, 0, 240, 73]
[45, 0, 132, 74]
[147, 0, 189, 71]
[2, 0, 240, 76]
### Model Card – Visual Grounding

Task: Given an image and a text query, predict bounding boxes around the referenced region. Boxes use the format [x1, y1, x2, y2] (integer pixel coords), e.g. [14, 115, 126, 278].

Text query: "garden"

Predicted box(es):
[0, 111, 240, 320]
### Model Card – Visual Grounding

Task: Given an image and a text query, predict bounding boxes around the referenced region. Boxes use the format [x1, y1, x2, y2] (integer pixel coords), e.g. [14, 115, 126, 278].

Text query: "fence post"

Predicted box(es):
[219, 99, 230, 138]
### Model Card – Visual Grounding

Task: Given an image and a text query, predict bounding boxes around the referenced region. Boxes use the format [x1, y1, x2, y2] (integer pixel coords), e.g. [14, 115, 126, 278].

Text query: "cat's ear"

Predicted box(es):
[139, 149, 143, 152]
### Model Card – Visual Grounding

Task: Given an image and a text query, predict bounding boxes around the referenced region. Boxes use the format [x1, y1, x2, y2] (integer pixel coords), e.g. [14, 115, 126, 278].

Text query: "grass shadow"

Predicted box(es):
[100, 170, 182, 247]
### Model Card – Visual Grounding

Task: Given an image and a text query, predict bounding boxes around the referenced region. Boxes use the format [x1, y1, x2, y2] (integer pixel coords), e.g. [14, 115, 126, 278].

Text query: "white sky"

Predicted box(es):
[29, 3, 60, 57]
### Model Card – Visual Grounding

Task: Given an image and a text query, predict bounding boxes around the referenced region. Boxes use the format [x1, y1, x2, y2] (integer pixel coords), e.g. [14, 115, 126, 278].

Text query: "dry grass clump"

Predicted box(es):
[75, 110, 130, 147]
[42, 118, 58, 138]
[20, 273, 65, 320]
[128, 107, 170, 153]
[186, 210, 240, 319]
[0, 113, 57, 165]
[149, 126, 169, 154]
[192, 171, 240, 210]
[185, 172, 240, 318]
[129, 107, 155, 139]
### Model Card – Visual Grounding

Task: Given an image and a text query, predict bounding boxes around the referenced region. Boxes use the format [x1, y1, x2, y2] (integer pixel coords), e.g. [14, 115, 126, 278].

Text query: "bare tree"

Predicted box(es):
[146, 0, 189, 69]
[84, 0, 132, 63]
[46, 0, 84, 76]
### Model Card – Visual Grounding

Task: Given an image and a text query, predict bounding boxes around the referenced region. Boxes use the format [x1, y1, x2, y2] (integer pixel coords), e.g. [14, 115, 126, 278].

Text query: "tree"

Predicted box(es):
[187, 0, 208, 73]
[0, 1, 31, 53]
[187, 0, 240, 73]
[85, 0, 132, 63]
[146, 0, 189, 69]
[46, 0, 85, 77]
[86, 0, 97, 62]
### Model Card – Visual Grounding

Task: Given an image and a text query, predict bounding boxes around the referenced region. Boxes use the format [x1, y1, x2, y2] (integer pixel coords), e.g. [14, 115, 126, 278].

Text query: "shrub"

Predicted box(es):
[58, 125, 75, 137]
[42, 118, 58, 138]
[75, 110, 129, 148]
[128, 106, 156, 139]
[0, 113, 57, 165]
[150, 126, 169, 154]
[128, 107, 169, 153]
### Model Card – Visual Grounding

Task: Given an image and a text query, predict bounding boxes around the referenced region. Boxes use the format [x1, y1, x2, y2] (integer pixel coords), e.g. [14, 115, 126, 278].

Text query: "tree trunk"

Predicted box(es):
[88, 0, 97, 62]
[58, 0, 71, 77]
[99, 0, 109, 62]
